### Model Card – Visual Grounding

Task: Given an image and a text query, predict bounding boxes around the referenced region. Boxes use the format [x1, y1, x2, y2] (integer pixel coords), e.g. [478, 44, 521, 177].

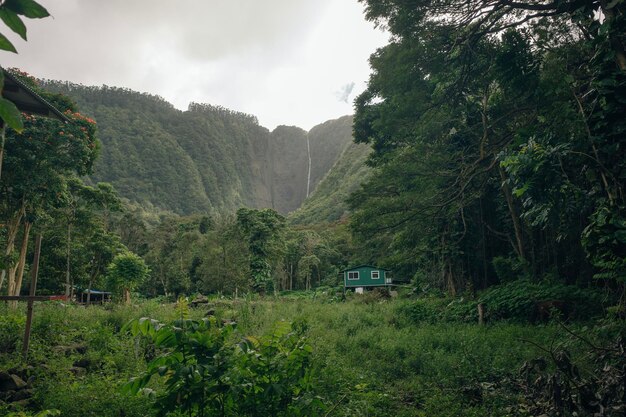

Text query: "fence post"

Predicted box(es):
[22, 234, 42, 361]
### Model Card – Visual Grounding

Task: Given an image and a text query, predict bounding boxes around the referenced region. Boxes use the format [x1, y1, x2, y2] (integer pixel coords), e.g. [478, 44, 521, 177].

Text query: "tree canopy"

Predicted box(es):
[351, 0, 626, 294]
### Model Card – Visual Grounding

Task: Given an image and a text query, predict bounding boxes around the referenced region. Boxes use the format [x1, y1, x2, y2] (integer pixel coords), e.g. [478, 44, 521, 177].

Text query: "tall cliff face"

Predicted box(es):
[41, 81, 355, 216]
[269, 125, 309, 213]
[307, 115, 354, 192]
[289, 139, 372, 225]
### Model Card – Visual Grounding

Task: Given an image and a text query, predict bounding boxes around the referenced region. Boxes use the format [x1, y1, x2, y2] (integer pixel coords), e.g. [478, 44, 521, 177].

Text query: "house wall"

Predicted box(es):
[344, 266, 387, 287]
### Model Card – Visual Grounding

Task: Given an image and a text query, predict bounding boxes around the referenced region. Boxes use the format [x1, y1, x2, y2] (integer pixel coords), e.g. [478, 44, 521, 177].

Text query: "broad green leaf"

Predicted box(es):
[0, 97, 24, 132]
[0, 9, 26, 39]
[35, 411, 61, 417]
[154, 328, 177, 346]
[0, 32, 17, 52]
[4, 0, 50, 19]
[121, 374, 152, 395]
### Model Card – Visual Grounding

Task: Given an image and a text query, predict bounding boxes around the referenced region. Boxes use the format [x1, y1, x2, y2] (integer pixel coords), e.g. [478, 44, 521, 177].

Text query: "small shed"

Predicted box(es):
[78, 289, 112, 304]
[341, 265, 391, 292]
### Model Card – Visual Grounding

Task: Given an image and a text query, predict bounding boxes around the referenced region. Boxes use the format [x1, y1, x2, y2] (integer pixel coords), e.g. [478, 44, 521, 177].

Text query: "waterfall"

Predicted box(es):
[306, 134, 312, 197]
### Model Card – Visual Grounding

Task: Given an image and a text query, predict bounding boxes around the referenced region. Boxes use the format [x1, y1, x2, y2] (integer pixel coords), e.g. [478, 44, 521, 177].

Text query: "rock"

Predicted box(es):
[0, 372, 13, 391]
[69, 366, 87, 377]
[7, 365, 34, 381]
[205, 308, 216, 317]
[221, 318, 236, 326]
[0, 373, 26, 391]
[53, 345, 70, 355]
[10, 388, 33, 401]
[9, 398, 33, 409]
[53, 343, 88, 356]
[73, 358, 91, 369]
[11, 375, 26, 390]
[190, 295, 209, 306]
[73, 344, 88, 355]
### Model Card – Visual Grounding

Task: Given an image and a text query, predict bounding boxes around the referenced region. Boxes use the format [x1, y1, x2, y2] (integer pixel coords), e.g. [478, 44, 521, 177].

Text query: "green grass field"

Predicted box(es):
[0, 294, 620, 416]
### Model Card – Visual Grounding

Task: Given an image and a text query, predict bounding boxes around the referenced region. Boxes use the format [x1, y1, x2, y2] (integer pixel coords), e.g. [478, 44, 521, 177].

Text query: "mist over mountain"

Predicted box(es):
[42, 81, 359, 217]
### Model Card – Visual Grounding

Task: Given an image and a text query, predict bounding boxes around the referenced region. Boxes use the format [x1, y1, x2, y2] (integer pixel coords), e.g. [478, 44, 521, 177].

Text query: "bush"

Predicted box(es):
[123, 317, 322, 416]
[0, 312, 24, 353]
[398, 280, 607, 325]
[492, 256, 528, 282]
[395, 299, 443, 324]
[477, 280, 606, 322]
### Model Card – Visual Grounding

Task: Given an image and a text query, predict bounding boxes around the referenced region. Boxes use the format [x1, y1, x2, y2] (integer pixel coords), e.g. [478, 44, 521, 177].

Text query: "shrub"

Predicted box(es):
[123, 317, 322, 416]
[395, 299, 442, 324]
[492, 256, 528, 282]
[0, 312, 24, 353]
[477, 280, 606, 322]
[398, 280, 607, 324]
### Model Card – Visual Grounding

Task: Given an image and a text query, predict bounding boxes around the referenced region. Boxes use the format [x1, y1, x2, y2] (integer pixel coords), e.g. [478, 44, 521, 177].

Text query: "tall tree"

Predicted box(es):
[236, 208, 285, 293]
[0, 72, 98, 303]
[107, 252, 149, 304]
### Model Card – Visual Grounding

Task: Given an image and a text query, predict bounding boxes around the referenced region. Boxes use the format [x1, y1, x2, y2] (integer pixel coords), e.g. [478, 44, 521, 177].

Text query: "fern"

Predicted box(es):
[176, 296, 189, 320]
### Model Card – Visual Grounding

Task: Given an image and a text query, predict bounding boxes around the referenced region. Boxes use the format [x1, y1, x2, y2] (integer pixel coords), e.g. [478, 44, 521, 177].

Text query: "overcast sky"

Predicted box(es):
[3, 1, 389, 131]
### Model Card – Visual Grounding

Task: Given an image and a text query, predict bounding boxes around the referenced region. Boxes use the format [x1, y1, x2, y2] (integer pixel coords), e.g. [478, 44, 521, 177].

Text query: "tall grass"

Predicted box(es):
[0, 297, 612, 416]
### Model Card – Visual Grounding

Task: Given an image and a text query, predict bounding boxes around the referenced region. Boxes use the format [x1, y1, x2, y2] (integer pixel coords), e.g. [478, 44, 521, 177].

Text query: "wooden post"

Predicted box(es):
[22, 234, 42, 361]
[478, 303, 485, 325]
[0, 121, 6, 181]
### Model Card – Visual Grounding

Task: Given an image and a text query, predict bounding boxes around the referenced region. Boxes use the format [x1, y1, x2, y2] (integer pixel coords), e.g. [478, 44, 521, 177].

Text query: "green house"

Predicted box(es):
[342, 265, 391, 291]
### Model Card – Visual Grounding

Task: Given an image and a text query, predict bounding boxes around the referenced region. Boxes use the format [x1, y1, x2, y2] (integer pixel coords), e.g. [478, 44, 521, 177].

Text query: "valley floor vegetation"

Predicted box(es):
[1, 289, 624, 417]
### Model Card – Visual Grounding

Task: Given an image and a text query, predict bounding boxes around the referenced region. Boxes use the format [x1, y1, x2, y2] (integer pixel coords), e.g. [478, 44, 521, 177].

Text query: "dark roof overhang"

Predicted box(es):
[1, 68, 69, 122]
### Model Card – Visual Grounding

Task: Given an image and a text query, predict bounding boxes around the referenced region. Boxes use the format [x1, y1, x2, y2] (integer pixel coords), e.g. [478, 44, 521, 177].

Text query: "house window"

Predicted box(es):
[347, 271, 359, 280]
[371, 271, 380, 279]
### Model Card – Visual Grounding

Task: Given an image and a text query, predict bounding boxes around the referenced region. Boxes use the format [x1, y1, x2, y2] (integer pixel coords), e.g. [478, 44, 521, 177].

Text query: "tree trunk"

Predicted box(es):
[124, 287, 131, 305]
[8, 221, 31, 308]
[160, 274, 169, 298]
[447, 260, 457, 297]
[0, 123, 5, 181]
[87, 280, 92, 305]
[1, 205, 25, 294]
[65, 222, 71, 297]
[479, 198, 488, 289]
[498, 165, 526, 261]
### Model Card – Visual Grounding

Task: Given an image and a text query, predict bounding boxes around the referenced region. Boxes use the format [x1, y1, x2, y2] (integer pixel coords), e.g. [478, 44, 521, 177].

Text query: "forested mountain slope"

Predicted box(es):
[40, 81, 355, 216]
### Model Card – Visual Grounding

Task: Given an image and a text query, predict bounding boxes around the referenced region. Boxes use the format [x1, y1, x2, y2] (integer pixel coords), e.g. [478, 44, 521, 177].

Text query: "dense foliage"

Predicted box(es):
[124, 316, 316, 417]
[350, 0, 626, 296]
[0, 71, 100, 303]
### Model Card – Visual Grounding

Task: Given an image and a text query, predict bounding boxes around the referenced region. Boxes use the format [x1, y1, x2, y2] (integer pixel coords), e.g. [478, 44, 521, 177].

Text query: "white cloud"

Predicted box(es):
[2, 0, 388, 130]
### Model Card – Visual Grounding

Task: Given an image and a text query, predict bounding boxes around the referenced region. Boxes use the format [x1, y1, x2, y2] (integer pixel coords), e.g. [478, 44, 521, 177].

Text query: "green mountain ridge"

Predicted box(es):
[40, 81, 361, 218]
